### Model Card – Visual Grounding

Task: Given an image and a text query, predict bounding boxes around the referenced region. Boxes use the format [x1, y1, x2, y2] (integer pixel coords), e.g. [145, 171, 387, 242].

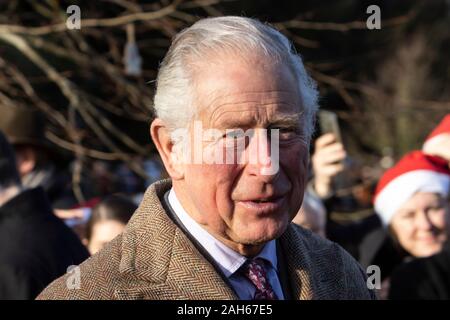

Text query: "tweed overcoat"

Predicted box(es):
[37, 180, 375, 300]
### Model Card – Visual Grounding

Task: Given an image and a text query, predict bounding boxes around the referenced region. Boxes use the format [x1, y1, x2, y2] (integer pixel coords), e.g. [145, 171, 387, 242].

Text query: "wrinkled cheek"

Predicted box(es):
[281, 144, 307, 170]
[211, 163, 243, 211]
[281, 147, 308, 216]
[288, 147, 308, 179]
[184, 164, 237, 229]
[187, 162, 239, 179]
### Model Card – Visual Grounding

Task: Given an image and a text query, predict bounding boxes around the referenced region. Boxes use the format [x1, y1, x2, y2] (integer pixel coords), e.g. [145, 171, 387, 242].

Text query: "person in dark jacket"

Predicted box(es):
[389, 240, 450, 300]
[0, 130, 90, 299]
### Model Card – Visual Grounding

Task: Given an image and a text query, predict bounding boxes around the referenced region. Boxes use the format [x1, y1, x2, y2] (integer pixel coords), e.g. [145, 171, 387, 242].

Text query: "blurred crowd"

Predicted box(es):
[1, 103, 449, 300]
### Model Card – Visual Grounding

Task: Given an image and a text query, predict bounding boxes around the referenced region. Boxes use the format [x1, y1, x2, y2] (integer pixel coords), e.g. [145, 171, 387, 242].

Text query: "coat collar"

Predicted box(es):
[114, 179, 329, 300]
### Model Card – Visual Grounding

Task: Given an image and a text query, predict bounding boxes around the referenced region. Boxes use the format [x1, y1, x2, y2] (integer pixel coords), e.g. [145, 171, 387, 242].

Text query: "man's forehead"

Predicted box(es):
[193, 55, 299, 101]
[205, 90, 299, 109]
[201, 91, 300, 125]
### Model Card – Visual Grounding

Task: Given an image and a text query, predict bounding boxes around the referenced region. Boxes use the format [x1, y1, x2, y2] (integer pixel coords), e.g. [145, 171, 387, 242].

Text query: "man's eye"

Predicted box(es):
[274, 127, 298, 139]
[224, 130, 245, 139]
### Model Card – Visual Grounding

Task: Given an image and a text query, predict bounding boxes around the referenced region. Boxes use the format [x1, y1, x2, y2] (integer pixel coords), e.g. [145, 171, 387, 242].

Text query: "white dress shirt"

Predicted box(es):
[168, 188, 285, 300]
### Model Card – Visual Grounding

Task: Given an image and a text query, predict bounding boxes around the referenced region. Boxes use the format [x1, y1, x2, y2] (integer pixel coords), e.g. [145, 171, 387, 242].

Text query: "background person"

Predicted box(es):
[84, 195, 137, 254]
[0, 105, 78, 209]
[292, 190, 327, 238]
[373, 150, 450, 298]
[309, 133, 384, 262]
[0, 131, 89, 299]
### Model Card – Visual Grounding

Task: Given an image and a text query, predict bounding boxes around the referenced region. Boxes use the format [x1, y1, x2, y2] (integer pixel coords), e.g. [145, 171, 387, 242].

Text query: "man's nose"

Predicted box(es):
[245, 129, 279, 179]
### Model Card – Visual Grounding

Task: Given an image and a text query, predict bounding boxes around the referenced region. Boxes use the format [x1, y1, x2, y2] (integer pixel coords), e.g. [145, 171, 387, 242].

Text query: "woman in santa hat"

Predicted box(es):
[383, 114, 450, 299]
[374, 150, 450, 259]
[373, 149, 450, 299]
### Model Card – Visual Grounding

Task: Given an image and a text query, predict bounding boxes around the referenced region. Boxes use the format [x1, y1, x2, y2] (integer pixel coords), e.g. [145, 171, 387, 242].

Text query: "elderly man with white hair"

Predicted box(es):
[38, 16, 374, 300]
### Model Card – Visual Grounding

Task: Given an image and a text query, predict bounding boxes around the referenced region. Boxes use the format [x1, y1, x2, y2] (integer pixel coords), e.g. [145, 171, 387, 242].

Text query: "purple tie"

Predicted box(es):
[241, 258, 278, 300]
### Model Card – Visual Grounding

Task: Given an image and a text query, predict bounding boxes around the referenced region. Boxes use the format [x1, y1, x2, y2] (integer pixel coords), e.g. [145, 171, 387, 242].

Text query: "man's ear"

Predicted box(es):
[150, 118, 185, 180]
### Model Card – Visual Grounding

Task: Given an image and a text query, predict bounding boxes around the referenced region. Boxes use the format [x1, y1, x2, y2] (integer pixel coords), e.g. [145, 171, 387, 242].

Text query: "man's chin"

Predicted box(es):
[236, 225, 287, 246]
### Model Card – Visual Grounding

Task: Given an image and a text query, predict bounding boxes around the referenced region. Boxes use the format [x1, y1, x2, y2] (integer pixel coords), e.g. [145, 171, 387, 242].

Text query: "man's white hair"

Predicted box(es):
[153, 16, 319, 142]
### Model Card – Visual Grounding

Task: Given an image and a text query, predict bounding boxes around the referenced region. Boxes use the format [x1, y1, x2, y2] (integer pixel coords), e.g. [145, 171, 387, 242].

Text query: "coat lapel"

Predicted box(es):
[280, 225, 346, 300]
[114, 179, 237, 300]
[161, 228, 237, 300]
[279, 227, 314, 300]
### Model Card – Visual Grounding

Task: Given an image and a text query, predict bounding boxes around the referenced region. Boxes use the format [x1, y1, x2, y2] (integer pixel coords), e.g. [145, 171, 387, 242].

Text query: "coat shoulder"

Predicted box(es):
[36, 235, 123, 300]
[285, 224, 377, 300]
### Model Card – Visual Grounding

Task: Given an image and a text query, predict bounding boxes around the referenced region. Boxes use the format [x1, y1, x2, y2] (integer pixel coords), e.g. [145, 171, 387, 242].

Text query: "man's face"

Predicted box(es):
[173, 56, 309, 255]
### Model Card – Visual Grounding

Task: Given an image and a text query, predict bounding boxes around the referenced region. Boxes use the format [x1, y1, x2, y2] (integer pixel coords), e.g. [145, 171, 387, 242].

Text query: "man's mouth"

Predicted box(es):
[238, 195, 285, 213]
[253, 198, 273, 203]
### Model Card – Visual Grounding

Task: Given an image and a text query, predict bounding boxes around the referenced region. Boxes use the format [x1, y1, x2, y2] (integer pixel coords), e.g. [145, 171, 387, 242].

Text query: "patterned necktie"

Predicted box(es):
[241, 258, 278, 300]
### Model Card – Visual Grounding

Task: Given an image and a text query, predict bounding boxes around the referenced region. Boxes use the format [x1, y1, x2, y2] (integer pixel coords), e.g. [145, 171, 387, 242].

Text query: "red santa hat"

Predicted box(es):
[374, 150, 450, 226]
[423, 114, 450, 151]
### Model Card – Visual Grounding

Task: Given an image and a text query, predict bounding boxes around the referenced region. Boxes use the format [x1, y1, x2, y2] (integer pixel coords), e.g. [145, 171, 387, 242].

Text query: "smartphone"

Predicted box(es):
[318, 110, 353, 190]
[318, 110, 342, 144]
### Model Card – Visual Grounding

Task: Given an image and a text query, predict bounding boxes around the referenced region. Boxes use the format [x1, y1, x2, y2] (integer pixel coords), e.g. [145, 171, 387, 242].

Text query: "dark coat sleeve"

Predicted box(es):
[0, 265, 44, 300]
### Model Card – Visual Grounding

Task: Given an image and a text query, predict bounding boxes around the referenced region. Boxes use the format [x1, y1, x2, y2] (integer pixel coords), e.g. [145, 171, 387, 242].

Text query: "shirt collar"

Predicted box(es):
[168, 188, 278, 278]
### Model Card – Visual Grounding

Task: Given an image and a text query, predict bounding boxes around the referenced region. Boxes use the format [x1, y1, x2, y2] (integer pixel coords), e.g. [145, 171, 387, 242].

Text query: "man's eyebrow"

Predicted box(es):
[213, 117, 251, 129]
[268, 113, 302, 127]
[213, 112, 302, 129]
